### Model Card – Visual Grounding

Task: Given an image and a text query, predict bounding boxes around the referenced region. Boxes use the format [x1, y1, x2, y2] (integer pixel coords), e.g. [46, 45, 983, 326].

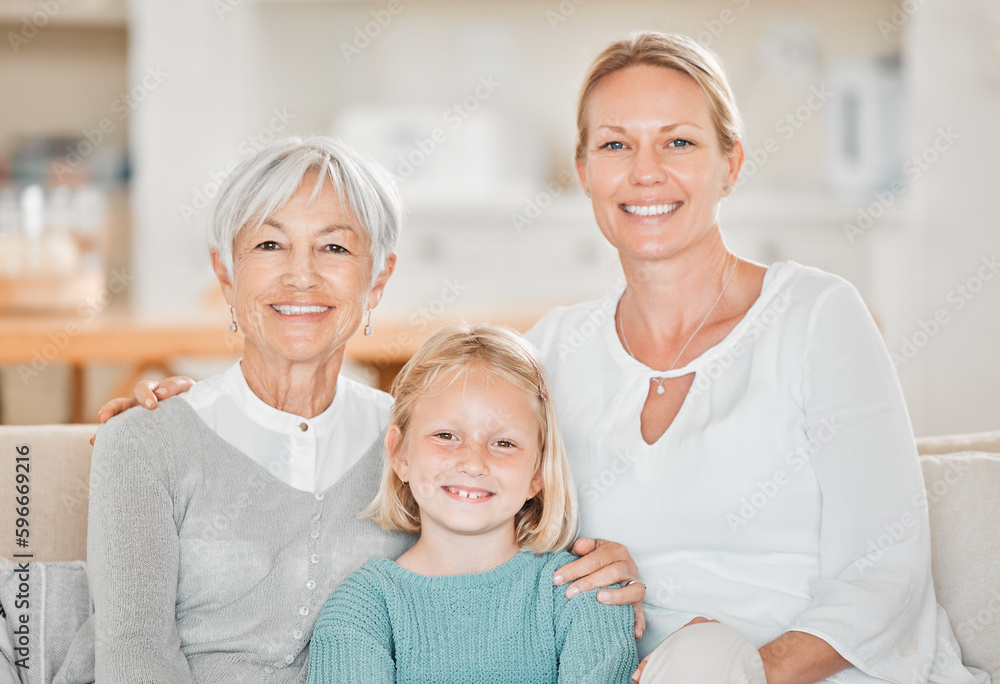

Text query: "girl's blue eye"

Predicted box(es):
[600, 141, 625, 150]
[256, 241, 279, 251]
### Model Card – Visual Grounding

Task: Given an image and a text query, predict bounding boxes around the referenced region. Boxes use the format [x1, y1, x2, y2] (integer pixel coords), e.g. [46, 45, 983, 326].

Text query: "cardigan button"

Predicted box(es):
[293, 629, 303, 639]
[306, 579, 316, 590]
[299, 606, 309, 616]
[314, 492, 324, 501]
[311, 554, 320, 564]
[310, 530, 319, 539]
[285, 654, 295, 664]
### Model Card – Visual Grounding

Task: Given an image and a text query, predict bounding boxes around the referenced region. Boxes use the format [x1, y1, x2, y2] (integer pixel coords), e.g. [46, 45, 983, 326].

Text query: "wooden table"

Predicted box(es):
[0, 309, 549, 423]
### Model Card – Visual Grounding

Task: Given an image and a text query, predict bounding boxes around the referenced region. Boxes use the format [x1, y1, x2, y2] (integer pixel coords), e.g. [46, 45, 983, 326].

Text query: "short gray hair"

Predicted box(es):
[210, 136, 403, 282]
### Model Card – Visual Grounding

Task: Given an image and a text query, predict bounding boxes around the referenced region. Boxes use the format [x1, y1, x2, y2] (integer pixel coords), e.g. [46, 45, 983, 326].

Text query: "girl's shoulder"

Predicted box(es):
[316, 558, 398, 629]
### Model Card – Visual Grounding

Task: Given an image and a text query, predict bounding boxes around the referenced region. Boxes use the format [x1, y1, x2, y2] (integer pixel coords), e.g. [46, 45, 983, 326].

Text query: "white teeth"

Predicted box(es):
[623, 202, 681, 216]
[271, 305, 329, 315]
[446, 487, 490, 500]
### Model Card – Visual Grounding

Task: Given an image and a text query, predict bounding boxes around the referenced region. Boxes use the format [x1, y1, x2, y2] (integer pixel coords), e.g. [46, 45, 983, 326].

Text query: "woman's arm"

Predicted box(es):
[552, 537, 647, 638]
[774, 280, 938, 679]
[759, 631, 850, 684]
[87, 417, 194, 683]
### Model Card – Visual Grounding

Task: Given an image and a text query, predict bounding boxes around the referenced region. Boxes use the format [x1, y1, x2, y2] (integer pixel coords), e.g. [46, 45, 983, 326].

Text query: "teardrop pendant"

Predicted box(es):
[656, 383, 665, 395]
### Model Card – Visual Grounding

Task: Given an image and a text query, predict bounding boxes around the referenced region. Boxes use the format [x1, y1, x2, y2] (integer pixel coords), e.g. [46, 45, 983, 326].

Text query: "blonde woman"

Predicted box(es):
[306, 323, 637, 683]
[527, 32, 986, 684]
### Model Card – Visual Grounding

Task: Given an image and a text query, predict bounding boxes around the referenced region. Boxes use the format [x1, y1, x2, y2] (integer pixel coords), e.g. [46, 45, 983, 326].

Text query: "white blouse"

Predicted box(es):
[181, 361, 393, 493]
[526, 262, 986, 683]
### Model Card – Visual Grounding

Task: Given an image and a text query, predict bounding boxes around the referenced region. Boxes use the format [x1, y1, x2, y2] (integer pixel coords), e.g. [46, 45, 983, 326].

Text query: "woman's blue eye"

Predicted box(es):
[601, 141, 625, 150]
[256, 241, 279, 251]
[669, 139, 692, 148]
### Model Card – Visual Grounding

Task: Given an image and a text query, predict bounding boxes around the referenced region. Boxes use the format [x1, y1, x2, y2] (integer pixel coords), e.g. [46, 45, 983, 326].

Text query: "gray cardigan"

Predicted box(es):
[55, 398, 412, 684]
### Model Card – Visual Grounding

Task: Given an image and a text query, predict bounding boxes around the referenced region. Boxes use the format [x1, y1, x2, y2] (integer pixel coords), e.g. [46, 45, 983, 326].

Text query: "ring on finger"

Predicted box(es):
[622, 578, 645, 589]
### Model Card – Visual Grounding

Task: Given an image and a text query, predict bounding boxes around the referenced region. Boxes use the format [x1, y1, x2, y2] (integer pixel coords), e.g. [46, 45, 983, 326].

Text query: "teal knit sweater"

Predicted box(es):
[305, 550, 637, 683]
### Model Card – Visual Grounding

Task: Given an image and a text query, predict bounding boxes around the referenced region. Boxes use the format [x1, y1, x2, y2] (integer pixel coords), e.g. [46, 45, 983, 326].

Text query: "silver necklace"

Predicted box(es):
[618, 258, 739, 395]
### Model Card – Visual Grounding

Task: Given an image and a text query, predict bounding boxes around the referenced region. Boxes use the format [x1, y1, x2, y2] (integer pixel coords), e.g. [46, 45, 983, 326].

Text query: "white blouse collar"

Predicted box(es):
[225, 360, 342, 436]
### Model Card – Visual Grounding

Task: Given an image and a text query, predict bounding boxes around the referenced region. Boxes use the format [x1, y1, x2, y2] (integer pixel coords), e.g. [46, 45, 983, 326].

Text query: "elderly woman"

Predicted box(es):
[52, 136, 636, 684]
[526, 33, 988, 684]
[51, 138, 413, 683]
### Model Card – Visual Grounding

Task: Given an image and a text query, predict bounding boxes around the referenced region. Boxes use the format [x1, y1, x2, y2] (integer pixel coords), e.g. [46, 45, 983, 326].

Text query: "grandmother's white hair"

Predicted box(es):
[209, 136, 402, 282]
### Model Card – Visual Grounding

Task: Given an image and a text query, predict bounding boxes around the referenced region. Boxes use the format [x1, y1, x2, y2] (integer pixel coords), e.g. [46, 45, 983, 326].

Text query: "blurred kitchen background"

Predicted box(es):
[0, 0, 997, 436]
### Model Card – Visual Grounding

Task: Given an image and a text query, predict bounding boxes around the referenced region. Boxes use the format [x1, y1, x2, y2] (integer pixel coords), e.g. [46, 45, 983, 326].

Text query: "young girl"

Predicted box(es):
[305, 323, 638, 683]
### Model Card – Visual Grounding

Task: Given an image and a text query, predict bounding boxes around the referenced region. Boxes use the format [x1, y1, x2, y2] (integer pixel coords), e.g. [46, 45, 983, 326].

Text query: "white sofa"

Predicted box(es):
[0, 424, 997, 681]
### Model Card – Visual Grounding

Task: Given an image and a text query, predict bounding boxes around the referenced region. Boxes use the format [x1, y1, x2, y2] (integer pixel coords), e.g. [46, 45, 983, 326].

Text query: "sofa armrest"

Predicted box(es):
[0, 424, 96, 562]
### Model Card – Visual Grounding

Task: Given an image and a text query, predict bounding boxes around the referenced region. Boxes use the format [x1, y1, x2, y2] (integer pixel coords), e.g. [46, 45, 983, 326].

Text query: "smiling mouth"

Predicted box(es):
[442, 486, 495, 501]
[621, 202, 682, 217]
[270, 305, 331, 315]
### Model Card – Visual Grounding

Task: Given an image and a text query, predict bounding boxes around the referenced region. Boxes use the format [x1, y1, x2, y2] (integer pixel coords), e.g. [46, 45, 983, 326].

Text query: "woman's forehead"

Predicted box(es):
[589, 65, 711, 121]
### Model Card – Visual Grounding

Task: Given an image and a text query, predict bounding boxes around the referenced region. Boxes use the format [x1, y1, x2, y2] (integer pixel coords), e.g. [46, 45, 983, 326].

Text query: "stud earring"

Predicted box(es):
[364, 308, 373, 336]
[229, 307, 238, 333]
[723, 185, 731, 194]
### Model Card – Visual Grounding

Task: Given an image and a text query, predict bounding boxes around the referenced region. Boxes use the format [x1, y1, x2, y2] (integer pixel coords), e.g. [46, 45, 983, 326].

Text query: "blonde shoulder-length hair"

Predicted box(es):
[364, 322, 578, 554]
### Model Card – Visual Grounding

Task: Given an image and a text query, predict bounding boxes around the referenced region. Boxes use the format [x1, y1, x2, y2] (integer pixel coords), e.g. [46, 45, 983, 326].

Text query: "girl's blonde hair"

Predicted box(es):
[365, 322, 577, 554]
[575, 31, 744, 161]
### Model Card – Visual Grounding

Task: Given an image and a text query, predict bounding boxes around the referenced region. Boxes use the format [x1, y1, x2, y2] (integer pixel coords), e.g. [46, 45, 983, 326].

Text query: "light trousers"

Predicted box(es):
[639, 621, 767, 684]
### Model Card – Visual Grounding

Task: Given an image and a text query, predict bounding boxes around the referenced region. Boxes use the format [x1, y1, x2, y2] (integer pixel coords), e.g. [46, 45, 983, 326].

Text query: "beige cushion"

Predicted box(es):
[920, 451, 1000, 680]
[0, 424, 96, 563]
[917, 430, 1000, 456]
